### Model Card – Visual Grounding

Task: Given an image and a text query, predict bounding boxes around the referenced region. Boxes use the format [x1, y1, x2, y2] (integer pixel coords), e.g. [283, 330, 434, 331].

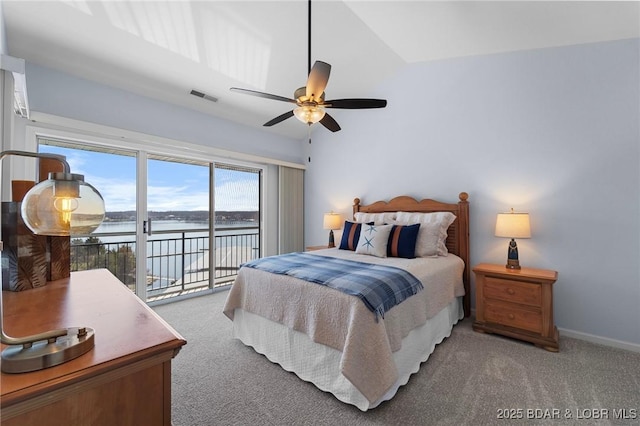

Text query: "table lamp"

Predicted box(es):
[495, 208, 531, 270]
[1, 150, 105, 373]
[323, 212, 342, 248]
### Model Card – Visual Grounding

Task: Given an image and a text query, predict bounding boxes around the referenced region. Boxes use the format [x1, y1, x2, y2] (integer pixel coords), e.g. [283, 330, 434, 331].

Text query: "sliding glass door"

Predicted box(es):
[145, 155, 211, 301]
[38, 138, 262, 302]
[213, 164, 261, 283]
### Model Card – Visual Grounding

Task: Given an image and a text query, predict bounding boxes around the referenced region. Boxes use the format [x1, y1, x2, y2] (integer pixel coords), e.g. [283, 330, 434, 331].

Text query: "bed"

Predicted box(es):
[223, 193, 470, 411]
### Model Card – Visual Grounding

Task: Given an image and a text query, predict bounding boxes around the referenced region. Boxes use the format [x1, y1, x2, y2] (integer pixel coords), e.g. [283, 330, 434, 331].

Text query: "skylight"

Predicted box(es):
[102, 1, 200, 63]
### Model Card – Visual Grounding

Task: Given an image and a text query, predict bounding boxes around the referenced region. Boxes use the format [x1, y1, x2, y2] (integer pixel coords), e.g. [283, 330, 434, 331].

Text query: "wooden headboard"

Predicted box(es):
[353, 192, 470, 317]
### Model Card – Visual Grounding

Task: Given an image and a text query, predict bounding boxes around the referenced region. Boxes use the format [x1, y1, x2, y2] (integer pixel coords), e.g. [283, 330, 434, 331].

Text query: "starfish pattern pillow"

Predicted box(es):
[355, 224, 393, 257]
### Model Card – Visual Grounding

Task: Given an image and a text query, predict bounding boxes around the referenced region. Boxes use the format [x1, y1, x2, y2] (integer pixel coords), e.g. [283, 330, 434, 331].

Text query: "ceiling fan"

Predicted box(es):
[230, 0, 387, 133]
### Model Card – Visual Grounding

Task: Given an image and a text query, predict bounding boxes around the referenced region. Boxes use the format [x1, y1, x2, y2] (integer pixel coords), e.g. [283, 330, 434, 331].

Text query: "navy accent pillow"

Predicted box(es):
[339, 221, 362, 251]
[387, 223, 421, 258]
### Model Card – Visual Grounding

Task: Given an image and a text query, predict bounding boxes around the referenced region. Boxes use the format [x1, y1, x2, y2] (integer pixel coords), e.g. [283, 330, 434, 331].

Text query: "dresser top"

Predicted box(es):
[1, 269, 186, 406]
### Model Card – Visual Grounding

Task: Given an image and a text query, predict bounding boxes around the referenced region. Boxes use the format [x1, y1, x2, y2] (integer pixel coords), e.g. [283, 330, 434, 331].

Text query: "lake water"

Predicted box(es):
[81, 220, 259, 287]
[94, 219, 256, 235]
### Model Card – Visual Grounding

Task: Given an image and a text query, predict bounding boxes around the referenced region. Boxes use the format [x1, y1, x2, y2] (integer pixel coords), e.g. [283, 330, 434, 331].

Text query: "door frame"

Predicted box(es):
[135, 150, 148, 299]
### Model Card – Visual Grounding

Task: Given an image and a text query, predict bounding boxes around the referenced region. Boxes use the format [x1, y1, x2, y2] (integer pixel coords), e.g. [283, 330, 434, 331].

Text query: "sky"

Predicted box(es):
[40, 144, 259, 212]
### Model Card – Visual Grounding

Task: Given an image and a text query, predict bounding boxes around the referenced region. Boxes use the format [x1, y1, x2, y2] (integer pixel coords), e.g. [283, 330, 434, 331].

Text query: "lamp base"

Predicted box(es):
[505, 238, 521, 269]
[505, 259, 521, 270]
[328, 230, 335, 248]
[1, 327, 95, 373]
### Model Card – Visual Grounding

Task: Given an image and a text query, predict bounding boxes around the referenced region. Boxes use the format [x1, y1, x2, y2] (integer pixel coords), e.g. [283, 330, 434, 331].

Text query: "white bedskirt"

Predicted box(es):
[231, 296, 464, 411]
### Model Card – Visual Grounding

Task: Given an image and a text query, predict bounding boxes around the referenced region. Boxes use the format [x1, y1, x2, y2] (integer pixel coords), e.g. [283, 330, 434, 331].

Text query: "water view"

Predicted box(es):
[73, 219, 259, 293]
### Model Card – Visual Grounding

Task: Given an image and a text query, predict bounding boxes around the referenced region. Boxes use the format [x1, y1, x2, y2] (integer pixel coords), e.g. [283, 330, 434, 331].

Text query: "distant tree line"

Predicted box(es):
[104, 210, 258, 222]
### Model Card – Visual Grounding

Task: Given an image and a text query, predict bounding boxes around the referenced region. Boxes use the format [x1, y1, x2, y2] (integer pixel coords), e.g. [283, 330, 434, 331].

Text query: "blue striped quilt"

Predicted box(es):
[241, 252, 423, 320]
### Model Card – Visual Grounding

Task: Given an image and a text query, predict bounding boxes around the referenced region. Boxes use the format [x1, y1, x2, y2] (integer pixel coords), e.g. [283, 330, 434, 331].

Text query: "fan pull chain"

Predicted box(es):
[308, 124, 312, 163]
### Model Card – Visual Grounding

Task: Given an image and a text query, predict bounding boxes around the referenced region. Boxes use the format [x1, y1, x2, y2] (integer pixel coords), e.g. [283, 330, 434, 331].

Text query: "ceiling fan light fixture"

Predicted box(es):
[229, 0, 385, 132]
[294, 105, 325, 125]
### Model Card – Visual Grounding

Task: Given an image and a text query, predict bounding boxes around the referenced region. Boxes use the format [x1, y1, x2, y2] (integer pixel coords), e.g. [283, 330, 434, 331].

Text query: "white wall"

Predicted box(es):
[0, 1, 6, 55]
[304, 39, 640, 347]
[1, 5, 32, 192]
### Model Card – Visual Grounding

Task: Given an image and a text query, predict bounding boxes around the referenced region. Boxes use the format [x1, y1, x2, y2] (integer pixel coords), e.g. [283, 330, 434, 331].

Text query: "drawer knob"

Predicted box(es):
[506, 288, 515, 295]
[508, 313, 515, 320]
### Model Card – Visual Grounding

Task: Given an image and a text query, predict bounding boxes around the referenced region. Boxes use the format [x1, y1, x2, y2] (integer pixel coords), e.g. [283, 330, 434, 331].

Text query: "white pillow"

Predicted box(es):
[395, 211, 456, 257]
[355, 224, 393, 257]
[353, 212, 396, 225]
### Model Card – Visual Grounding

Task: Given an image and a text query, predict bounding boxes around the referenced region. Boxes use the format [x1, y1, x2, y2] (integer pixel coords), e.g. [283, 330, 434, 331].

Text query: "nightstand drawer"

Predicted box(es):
[484, 277, 541, 307]
[484, 301, 543, 334]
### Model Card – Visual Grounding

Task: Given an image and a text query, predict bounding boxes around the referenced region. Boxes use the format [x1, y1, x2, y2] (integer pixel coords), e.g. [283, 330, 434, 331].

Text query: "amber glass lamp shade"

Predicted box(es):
[21, 172, 106, 236]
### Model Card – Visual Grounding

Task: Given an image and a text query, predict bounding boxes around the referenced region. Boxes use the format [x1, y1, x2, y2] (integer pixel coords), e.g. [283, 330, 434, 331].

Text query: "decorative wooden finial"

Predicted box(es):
[354, 198, 360, 206]
[459, 192, 469, 202]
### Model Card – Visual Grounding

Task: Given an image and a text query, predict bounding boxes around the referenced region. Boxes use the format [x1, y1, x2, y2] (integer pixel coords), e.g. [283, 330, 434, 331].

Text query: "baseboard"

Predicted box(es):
[470, 308, 640, 353]
[558, 327, 640, 353]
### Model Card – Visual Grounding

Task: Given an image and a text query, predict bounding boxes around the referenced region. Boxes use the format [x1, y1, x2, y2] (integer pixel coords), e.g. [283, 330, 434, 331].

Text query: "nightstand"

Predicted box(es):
[472, 263, 559, 352]
[306, 245, 328, 251]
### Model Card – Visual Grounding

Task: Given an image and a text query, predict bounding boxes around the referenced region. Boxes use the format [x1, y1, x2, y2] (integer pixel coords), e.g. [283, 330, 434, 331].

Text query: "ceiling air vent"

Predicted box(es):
[190, 89, 218, 103]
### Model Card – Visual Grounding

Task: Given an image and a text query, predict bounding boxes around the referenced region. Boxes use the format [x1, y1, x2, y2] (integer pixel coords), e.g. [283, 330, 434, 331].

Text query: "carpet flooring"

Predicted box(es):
[153, 290, 640, 426]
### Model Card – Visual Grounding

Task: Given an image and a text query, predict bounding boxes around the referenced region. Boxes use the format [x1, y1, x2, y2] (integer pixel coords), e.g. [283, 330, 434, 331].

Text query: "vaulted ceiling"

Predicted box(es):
[3, 1, 638, 140]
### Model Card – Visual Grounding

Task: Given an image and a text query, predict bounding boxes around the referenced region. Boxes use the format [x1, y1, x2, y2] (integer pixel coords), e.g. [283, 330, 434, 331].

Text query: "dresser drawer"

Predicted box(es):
[484, 301, 543, 334]
[484, 277, 542, 307]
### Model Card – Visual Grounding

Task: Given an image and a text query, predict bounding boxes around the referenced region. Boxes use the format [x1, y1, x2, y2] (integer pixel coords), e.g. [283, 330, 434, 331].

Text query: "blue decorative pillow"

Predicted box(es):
[339, 221, 362, 251]
[387, 223, 421, 259]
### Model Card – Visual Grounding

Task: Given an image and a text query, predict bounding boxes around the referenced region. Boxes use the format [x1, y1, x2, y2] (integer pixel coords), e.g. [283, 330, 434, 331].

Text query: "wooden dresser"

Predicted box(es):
[1, 269, 186, 425]
[472, 263, 559, 351]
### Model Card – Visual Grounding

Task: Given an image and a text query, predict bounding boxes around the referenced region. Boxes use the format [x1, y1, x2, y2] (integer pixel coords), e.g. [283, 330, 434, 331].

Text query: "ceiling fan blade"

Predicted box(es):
[306, 61, 331, 100]
[320, 113, 341, 132]
[324, 98, 387, 109]
[230, 87, 297, 104]
[264, 111, 295, 127]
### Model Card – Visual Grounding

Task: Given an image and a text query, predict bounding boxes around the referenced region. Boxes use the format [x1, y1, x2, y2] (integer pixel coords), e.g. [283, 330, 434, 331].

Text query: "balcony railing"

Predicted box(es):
[70, 226, 260, 301]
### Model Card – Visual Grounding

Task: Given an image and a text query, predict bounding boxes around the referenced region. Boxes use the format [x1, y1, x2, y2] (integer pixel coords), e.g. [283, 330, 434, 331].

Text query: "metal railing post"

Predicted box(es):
[181, 232, 186, 291]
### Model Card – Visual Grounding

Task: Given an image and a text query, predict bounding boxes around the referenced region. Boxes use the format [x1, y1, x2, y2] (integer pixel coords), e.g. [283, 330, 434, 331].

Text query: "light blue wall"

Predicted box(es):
[25, 63, 304, 165]
[305, 39, 640, 347]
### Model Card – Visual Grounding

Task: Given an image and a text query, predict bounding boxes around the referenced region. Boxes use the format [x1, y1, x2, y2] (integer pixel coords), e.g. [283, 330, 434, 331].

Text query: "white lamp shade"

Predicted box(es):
[323, 212, 342, 230]
[495, 211, 531, 238]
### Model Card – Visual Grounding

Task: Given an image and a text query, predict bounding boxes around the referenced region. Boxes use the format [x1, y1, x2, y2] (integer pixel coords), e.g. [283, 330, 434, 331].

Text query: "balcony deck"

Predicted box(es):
[70, 225, 259, 303]
[147, 245, 256, 302]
